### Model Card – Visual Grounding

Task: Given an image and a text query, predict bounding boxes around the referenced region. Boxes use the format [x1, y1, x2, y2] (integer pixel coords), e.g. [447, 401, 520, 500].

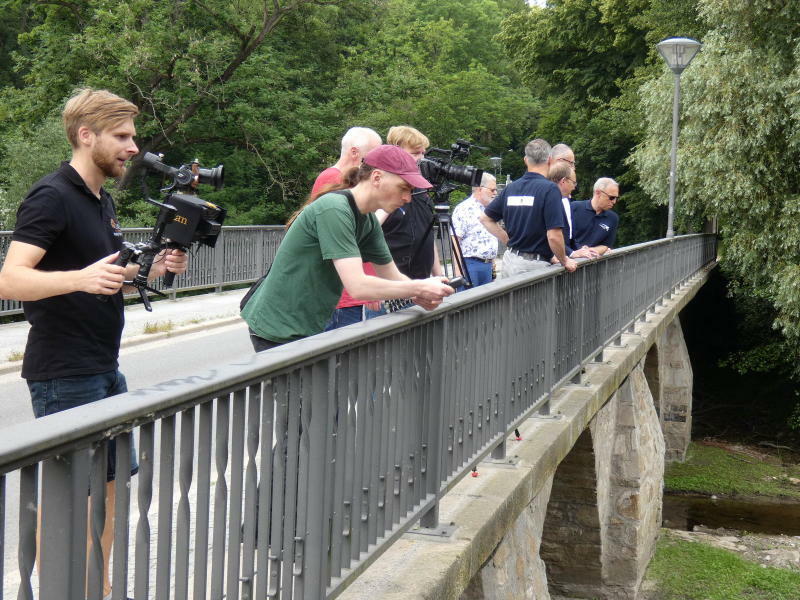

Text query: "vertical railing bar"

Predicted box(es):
[268, 377, 289, 598]
[420, 317, 448, 529]
[155, 415, 176, 600]
[342, 354, 358, 567]
[226, 388, 247, 600]
[193, 401, 213, 600]
[356, 344, 371, 555]
[0, 473, 4, 600]
[321, 356, 338, 592]
[293, 366, 313, 600]
[281, 371, 303, 600]
[397, 331, 412, 521]
[174, 409, 195, 600]
[367, 342, 382, 547]
[112, 433, 132, 600]
[374, 339, 389, 536]
[87, 445, 106, 600]
[255, 379, 275, 600]
[302, 358, 332, 599]
[329, 353, 347, 576]
[135, 423, 155, 599]
[241, 382, 263, 599]
[452, 313, 465, 469]
[16, 464, 38, 600]
[210, 395, 231, 599]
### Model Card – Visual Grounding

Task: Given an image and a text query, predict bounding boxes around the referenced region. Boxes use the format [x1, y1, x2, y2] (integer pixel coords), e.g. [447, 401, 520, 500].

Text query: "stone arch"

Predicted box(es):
[540, 429, 603, 598]
[540, 362, 666, 600]
[643, 344, 661, 417]
[642, 318, 694, 463]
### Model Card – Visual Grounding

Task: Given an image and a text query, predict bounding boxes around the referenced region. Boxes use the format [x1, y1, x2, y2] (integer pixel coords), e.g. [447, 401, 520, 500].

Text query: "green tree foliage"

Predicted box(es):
[0, 0, 535, 228]
[325, 0, 537, 176]
[633, 0, 800, 357]
[498, 0, 708, 245]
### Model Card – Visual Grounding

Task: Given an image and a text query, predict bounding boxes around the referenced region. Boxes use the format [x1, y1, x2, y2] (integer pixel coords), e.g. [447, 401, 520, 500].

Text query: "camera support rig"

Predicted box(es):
[104, 153, 226, 312]
[114, 198, 179, 311]
[417, 139, 487, 289]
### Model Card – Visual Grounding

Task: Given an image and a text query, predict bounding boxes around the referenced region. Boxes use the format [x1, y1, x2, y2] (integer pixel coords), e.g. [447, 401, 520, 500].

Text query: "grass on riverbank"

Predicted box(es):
[645, 532, 800, 600]
[664, 441, 800, 499]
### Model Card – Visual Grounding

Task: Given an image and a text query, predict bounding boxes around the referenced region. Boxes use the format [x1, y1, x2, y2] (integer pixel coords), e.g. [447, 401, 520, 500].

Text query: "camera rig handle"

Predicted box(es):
[114, 242, 167, 312]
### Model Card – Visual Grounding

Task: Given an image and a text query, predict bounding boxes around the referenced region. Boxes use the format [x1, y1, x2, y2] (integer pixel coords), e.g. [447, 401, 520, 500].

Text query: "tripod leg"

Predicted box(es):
[447, 220, 472, 288]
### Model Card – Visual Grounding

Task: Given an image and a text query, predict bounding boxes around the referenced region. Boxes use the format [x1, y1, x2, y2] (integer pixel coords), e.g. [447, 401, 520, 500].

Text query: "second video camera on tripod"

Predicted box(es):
[418, 139, 484, 190]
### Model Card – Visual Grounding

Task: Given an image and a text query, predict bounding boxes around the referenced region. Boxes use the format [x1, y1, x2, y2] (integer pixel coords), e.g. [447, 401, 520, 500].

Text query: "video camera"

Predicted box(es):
[112, 153, 226, 311]
[418, 139, 484, 191]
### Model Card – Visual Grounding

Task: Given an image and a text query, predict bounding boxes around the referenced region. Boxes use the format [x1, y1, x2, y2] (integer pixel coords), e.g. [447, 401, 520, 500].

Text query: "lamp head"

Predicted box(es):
[656, 37, 702, 74]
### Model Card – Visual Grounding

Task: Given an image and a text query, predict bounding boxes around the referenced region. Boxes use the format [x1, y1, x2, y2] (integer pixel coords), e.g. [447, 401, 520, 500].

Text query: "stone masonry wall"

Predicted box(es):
[461, 476, 554, 600]
[461, 360, 665, 600]
[590, 361, 665, 598]
[654, 318, 693, 462]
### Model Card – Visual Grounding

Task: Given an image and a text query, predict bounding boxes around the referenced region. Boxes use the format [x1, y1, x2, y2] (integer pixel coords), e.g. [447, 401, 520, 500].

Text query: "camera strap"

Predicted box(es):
[241, 189, 361, 313]
[338, 189, 361, 223]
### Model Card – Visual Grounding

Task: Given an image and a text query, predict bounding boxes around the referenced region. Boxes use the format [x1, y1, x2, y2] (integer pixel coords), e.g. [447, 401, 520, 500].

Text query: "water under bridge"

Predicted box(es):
[0, 233, 716, 600]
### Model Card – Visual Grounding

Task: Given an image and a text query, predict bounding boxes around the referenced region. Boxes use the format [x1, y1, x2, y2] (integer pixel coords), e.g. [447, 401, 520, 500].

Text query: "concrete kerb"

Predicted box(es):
[0, 314, 244, 377]
[337, 264, 714, 600]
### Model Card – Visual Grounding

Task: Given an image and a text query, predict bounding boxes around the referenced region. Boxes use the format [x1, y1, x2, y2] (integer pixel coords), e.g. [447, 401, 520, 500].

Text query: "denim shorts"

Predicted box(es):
[28, 370, 139, 482]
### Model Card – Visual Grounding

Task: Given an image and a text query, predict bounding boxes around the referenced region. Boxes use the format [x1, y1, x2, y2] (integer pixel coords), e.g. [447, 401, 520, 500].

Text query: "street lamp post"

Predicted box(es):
[656, 37, 702, 238]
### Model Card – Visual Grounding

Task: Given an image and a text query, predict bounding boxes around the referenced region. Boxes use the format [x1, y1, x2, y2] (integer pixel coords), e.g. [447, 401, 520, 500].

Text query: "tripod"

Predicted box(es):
[384, 186, 470, 312]
[418, 183, 473, 289]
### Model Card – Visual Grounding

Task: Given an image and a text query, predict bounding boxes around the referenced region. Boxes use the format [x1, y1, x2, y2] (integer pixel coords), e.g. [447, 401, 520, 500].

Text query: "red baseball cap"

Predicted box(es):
[364, 145, 432, 189]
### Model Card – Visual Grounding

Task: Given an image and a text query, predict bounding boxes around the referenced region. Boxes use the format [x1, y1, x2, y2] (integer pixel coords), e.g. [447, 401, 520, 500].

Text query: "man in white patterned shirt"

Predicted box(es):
[451, 172, 498, 287]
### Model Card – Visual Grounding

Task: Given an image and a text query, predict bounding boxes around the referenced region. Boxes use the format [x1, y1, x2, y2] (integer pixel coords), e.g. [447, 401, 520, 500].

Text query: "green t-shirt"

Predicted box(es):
[242, 192, 393, 343]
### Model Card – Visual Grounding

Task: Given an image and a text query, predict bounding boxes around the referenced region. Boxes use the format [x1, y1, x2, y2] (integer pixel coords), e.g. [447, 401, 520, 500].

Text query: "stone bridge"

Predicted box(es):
[339, 267, 708, 600]
[0, 236, 715, 600]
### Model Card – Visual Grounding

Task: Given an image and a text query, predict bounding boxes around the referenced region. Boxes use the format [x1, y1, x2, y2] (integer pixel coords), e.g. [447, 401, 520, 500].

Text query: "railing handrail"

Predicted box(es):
[0, 233, 712, 473]
[0, 225, 287, 316]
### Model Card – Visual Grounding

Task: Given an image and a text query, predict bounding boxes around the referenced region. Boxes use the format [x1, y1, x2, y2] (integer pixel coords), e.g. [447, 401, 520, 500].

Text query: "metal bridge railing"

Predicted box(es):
[0, 226, 286, 317]
[0, 234, 716, 600]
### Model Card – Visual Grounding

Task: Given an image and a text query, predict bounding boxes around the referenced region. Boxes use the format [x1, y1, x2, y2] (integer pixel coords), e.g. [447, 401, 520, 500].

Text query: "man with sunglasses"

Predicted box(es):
[570, 177, 620, 256]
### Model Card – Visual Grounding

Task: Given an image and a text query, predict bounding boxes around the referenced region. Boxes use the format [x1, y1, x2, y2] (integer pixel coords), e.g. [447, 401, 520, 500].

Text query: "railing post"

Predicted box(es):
[571, 268, 586, 384]
[214, 228, 225, 293]
[304, 357, 335, 599]
[420, 317, 449, 530]
[40, 451, 89, 600]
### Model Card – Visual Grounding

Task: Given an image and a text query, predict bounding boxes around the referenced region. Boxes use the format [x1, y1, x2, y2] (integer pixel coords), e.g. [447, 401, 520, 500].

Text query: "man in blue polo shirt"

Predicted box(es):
[480, 138, 577, 278]
[570, 177, 620, 256]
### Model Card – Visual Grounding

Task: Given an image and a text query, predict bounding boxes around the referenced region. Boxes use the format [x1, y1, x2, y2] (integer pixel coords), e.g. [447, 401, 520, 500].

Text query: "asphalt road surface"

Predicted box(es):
[0, 321, 252, 428]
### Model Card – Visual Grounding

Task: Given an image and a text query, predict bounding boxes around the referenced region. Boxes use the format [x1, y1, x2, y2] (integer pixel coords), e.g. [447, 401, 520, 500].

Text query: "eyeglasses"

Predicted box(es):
[558, 157, 576, 167]
[564, 177, 577, 186]
[481, 186, 498, 193]
[600, 190, 619, 202]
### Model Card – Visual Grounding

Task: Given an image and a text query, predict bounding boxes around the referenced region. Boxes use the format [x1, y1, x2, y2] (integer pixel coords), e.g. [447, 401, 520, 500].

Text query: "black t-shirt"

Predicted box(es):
[12, 162, 125, 380]
[381, 191, 434, 279]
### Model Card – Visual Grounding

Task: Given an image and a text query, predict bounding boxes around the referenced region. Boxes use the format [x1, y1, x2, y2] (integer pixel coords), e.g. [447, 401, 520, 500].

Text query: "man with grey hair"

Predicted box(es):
[311, 126, 382, 196]
[451, 172, 498, 287]
[480, 138, 577, 277]
[570, 177, 620, 256]
[550, 143, 576, 169]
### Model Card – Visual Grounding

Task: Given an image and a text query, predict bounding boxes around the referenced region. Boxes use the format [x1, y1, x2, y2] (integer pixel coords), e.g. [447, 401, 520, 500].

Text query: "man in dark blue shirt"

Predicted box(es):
[570, 177, 620, 256]
[480, 138, 577, 278]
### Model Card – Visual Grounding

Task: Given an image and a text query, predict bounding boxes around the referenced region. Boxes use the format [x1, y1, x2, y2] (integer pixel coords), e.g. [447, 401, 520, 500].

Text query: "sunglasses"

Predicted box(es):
[600, 190, 619, 202]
